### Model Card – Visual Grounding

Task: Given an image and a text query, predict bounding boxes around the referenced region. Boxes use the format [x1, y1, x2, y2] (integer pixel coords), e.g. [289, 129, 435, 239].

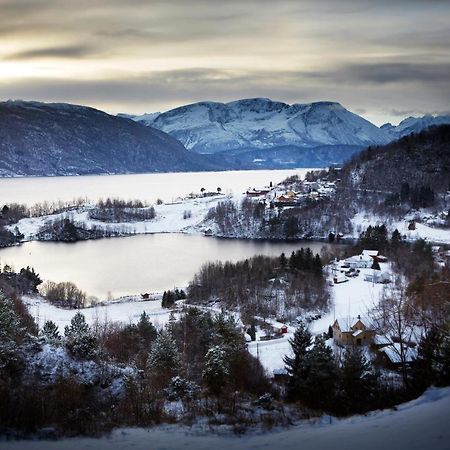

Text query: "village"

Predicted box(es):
[20, 245, 421, 385]
[245, 177, 337, 208]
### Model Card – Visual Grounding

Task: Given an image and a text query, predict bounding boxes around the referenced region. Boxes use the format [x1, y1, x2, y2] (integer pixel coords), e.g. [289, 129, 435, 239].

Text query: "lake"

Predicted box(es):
[0, 234, 337, 299]
[0, 168, 310, 206]
[0, 168, 331, 299]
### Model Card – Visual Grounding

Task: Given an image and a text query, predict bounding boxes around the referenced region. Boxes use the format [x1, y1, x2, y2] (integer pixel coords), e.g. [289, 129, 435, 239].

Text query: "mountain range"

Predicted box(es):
[0, 98, 448, 177]
[124, 98, 450, 169]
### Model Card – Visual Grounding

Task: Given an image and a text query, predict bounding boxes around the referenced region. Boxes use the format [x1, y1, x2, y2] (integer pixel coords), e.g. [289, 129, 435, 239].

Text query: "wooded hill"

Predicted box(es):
[338, 125, 450, 193]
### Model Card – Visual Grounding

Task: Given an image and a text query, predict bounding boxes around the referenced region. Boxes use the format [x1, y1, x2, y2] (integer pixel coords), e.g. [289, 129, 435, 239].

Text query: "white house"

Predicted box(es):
[345, 250, 379, 269]
[364, 270, 391, 284]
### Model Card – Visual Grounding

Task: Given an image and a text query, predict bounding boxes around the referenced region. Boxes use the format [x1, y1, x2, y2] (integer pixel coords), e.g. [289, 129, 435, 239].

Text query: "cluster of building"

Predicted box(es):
[332, 250, 391, 285]
[245, 178, 338, 209]
[331, 315, 418, 369]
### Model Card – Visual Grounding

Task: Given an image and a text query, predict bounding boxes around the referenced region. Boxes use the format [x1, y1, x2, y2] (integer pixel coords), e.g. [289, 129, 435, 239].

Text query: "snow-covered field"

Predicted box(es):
[11, 195, 228, 240]
[1, 386, 449, 450]
[23, 294, 178, 331]
[351, 211, 450, 244]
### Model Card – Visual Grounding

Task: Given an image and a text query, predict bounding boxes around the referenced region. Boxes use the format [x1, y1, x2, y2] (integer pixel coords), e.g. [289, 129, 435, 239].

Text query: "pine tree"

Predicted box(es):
[0, 293, 22, 342]
[203, 345, 229, 397]
[64, 312, 97, 359]
[301, 335, 337, 410]
[391, 229, 402, 247]
[136, 312, 157, 346]
[147, 330, 181, 380]
[283, 322, 312, 398]
[338, 346, 377, 414]
[41, 320, 61, 344]
[279, 252, 288, 269]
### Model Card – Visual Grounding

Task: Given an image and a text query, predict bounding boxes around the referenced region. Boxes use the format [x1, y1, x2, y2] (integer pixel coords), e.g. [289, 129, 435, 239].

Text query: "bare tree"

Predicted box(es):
[370, 277, 417, 387]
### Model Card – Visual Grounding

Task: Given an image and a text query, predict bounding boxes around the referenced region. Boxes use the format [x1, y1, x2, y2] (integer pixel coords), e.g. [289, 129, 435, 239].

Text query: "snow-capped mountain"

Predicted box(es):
[117, 111, 161, 126]
[132, 98, 391, 154]
[381, 114, 450, 140]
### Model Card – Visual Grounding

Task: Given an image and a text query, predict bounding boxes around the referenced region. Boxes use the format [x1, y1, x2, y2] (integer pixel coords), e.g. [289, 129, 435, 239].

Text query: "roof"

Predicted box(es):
[362, 250, 379, 258]
[380, 343, 417, 364]
[352, 329, 363, 337]
[334, 316, 372, 332]
[374, 334, 392, 346]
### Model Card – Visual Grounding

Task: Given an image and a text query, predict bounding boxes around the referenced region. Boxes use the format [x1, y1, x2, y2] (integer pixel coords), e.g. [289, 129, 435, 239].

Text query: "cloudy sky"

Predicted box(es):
[1, 0, 449, 124]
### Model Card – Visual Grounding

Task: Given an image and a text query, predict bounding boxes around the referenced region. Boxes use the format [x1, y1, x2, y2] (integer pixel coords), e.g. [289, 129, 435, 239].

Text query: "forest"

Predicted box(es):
[187, 249, 329, 323]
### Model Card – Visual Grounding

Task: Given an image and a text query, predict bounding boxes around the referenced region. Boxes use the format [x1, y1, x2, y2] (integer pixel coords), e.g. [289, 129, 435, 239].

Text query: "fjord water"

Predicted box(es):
[0, 168, 329, 299]
[0, 234, 335, 299]
[0, 169, 307, 205]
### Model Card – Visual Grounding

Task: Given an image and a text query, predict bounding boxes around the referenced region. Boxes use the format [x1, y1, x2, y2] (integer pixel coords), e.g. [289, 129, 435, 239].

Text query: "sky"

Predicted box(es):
[0, 0, 449, 125]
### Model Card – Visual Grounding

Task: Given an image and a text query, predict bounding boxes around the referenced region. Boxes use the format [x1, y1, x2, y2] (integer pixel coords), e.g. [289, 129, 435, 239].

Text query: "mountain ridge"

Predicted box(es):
[0, 100, 224, 177]
[126, 99, 450, 159]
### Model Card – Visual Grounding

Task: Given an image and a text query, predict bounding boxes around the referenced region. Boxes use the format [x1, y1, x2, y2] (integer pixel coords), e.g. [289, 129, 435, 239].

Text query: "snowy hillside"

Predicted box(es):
[132, 98, 391, 155]
[0, 101, 224, 177]
[381, 114, 450, 139]
[5, 386, 450, 449]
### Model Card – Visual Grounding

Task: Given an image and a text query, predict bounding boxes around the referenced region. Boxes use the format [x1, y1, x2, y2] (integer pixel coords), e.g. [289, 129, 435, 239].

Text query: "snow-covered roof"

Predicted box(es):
[374, 334, 392, 346]
[352, 329, 363, 337]
[334, 316, 371, 332]
[362, 250, 379, 258]
[380, 343, 417, 364]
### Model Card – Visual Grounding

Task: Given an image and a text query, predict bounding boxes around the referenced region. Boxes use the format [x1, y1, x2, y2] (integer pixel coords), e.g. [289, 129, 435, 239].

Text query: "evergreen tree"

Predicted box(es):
[213, 312, 244, 348]
[162, 290, 176, 308]
[0, 293, 23, 342]
[313, 254, 323, 275]
[284, 322, 312, 398]
[136, 312, 157, 346]
[391, 229, 402, 247]
[64, 312, 97, 359]
[147, 330, 181, 381]
[279, 252, 288, 269]
[203, 345, 229, 397]
[301, 335, 337, 410]
[338, 346, 377, 414]
[433, 333, 450, 386]
[41, 320, 61, 344]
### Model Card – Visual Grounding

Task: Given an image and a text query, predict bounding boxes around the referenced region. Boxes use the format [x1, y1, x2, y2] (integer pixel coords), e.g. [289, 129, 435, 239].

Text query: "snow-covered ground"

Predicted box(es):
[2, 386, 449, 450]
[23, 258, 392, 376]
[248, 261, 391, 374]
[10, 195, 229, 241]
[351, 211, 450, 244]
[22, 294, 178, 331]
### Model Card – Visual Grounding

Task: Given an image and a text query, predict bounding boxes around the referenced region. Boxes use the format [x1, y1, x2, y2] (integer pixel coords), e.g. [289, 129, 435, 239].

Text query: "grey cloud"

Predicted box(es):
[336, 62, 450, 85]
[3, 45, 99, 61]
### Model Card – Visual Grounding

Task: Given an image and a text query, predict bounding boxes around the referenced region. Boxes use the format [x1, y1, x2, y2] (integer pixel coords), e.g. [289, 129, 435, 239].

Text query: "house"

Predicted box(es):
[332, 315, 376, 346]
[364, 271, 390, 284]
[246, 187, 271, 197]
[345, 250, 379, 269]
[274, 195, 299, 207]
[378, 343, 417, 369]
